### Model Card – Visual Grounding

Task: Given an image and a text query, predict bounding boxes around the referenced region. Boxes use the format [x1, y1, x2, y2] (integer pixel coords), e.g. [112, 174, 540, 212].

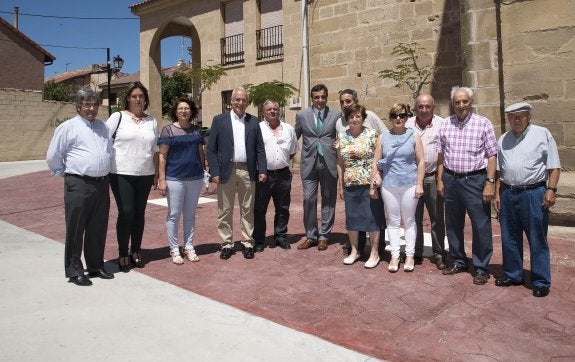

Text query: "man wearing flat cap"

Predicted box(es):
[494, 102, 561, 298]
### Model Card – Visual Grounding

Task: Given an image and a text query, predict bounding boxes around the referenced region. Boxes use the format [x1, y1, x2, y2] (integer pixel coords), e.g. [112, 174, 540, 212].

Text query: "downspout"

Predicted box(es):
[301, 0, 309, 108]
[495, 0, 506, 133]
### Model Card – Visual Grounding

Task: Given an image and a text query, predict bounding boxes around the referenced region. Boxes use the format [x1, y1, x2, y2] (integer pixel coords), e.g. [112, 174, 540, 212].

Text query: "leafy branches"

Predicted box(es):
[243, 80, 298, 118]
[378, 42, 438, 104]
[183, 61, 227, 97]
[43, 81, 73, 102]
[244, 80, 298, 108]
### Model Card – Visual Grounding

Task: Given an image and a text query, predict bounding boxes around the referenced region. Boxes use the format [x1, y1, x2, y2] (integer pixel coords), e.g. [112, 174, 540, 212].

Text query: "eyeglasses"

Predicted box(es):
[81, 103, 99, 109]
[390, 113, 407, 119]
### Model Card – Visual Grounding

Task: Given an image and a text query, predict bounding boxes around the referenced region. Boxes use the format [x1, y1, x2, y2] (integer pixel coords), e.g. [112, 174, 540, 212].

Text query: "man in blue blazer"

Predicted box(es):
[295, 84, 339, 251]
[207, 87, 267, 260]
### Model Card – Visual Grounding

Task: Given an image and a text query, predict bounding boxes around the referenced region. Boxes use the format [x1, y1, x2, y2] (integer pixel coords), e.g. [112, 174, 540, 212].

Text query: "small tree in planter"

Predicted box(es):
[243, 80, 298, 119]
[378, 42, 439, 109]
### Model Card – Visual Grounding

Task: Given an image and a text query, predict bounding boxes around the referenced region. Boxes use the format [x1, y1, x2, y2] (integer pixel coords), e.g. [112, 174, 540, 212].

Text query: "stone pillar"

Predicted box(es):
[459, 1, 502, 134]
[139, 26, 163, 121]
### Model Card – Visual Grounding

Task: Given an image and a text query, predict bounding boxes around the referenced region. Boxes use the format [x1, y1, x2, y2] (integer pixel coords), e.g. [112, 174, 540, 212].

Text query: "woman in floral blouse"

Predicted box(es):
[336, 104, 384, 268]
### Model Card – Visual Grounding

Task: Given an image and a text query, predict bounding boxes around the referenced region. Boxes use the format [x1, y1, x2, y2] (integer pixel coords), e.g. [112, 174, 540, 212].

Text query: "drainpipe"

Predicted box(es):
[494, 0, 506, 133]
[301, 0, 309, 108]
[13, 7, 19, 29]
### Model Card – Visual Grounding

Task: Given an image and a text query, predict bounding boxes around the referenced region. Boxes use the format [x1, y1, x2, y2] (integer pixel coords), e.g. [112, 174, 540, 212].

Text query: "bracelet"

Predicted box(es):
[547, 186, 557, 193]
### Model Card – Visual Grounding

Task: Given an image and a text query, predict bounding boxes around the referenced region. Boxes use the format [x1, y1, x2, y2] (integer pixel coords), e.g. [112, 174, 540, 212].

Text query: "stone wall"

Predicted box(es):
[307, 0, 463, 125]
[500, 0, 575, 169]
[461, 0, 574, 169]
[133, 0, 304, 125]
[0, 89, 77, 161]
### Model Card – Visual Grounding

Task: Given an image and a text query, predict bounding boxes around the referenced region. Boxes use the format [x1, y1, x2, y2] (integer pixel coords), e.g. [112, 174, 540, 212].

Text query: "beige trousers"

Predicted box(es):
[217, 164, 255, 248]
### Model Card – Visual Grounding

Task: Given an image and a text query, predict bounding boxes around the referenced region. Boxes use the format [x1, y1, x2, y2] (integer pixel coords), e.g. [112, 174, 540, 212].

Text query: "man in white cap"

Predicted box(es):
[494, 102, 561, 298]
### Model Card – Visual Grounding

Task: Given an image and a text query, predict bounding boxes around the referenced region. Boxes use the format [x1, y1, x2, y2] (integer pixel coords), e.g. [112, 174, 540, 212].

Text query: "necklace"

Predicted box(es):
[390, 128, 407, 135]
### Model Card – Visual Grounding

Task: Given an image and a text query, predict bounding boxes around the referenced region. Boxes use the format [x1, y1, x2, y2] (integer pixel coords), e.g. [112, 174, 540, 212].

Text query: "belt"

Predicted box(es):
[267, 166, 289, 174]
[444, 168, 486, 178]
[232, 161, 247, 167]
[424, 171, 437, 178]
[65, 173, 108, 182]
[502, 181, 546, 192]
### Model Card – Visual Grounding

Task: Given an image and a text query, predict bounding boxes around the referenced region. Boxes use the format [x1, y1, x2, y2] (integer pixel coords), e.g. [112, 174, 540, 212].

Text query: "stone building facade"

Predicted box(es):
[130, 0, 574, 168]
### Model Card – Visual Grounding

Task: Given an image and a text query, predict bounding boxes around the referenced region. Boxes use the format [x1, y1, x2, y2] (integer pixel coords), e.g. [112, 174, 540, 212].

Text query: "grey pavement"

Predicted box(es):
[0, 161, 374, 362]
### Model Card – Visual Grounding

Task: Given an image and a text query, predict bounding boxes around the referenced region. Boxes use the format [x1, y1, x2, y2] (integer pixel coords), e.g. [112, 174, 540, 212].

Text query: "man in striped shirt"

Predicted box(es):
[406, 93, 446, 270]
[436, 87, 497, 285]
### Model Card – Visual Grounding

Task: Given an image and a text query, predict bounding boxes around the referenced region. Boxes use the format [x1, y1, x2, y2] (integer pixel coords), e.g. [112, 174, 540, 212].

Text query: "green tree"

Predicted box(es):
[378, 42, 439, 105]
[183, 61, 227, 101]
[161, 70, 193, 116]
[243, 80, 298, 118]
[43, 81, 73, 102]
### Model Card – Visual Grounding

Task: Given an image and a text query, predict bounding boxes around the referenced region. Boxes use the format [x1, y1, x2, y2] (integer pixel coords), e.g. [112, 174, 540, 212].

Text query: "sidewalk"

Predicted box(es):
[1, 160, 574, 361]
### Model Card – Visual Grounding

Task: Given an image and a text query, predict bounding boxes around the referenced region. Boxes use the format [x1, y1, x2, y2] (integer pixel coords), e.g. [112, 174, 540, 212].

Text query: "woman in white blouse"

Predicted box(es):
[106, 82, 159, 272]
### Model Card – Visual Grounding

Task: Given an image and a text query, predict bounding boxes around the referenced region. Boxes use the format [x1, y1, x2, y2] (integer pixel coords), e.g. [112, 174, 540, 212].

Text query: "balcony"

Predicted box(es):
[256, 25, 283, 61]
[220, 34, 244, 66]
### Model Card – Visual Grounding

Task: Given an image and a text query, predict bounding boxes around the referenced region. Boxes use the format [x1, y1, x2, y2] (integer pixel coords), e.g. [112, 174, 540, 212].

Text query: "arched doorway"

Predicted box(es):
[139, 16, 200, 121]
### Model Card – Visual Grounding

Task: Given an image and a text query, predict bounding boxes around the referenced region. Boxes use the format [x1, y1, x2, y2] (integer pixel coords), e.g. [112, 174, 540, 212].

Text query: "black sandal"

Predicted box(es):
[118, 256, 131, 273]
[131, 251, 145, 268]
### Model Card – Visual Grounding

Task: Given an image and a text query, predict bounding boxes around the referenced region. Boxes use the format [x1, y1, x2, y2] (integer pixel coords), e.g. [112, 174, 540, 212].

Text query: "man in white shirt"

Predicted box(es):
[46, 88, 114, 286]
[253, 100, 299, 251]
[207, 87, 267, 260]
[406, 93, 446, 270]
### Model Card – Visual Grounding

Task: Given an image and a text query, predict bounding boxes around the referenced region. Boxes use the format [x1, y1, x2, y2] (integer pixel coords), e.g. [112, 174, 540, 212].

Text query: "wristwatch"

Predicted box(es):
[547, 186, 557, 193]
[486, 177, 495, 184]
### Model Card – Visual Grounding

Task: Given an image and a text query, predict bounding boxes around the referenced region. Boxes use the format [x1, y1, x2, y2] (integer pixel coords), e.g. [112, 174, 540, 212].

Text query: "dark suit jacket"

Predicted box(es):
[207, 111, 267, 183]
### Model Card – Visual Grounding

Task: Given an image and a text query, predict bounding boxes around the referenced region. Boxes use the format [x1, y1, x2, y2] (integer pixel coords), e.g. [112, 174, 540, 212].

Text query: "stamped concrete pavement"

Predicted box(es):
[1, 160, 574, 361]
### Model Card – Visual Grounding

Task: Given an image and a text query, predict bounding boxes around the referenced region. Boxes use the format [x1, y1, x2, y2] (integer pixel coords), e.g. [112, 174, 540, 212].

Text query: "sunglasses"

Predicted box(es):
[390, 113, 407, 119]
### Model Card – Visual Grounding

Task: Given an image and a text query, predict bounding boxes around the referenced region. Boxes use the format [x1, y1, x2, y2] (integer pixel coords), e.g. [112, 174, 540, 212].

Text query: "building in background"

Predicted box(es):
[0, 16, 54, 90]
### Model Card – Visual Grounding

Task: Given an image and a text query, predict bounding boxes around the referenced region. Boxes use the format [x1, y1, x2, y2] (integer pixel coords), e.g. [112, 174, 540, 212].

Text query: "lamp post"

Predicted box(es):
[106, 48, 124, 116]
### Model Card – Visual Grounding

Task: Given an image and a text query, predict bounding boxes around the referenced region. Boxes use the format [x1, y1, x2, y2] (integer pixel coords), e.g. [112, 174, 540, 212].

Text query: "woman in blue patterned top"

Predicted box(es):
[157, 97, 206, 264]
[336, 104, 384, 268]
[372, 103, 425, 273]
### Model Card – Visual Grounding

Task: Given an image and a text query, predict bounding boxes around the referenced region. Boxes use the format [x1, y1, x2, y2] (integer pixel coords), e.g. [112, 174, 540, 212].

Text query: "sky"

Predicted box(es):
[0, 1, 191, 78]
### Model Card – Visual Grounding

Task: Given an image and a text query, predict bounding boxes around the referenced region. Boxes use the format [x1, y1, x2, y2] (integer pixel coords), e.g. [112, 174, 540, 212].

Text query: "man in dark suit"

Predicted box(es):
[295, 84, 339, 251]
[207, 87, 267, 260]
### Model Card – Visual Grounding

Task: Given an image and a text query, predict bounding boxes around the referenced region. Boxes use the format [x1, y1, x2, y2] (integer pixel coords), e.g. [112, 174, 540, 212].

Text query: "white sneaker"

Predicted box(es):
[184, 248, 200, 262]
[364, 257, 380, 269]
[170, 249, 184, 265]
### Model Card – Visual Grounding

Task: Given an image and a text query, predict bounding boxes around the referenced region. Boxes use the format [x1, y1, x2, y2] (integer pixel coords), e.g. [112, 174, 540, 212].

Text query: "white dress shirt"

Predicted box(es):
[46, 115, 112, 177]
[231, 110, 247, 162]
[260, 120, 299, 170]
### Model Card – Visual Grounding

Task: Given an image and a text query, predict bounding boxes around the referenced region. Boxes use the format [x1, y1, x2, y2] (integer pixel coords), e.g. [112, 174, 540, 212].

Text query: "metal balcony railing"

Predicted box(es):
[220, 34, 244, 66]
[256, 25, 283, 60]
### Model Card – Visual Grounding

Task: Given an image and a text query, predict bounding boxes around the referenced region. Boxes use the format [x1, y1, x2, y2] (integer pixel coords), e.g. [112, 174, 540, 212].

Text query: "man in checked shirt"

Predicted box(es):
[436, 87, 498, 285]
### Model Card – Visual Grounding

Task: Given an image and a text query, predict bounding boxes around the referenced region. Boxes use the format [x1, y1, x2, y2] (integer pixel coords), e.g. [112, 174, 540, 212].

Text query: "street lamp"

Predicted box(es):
[107, 48, 124, 116]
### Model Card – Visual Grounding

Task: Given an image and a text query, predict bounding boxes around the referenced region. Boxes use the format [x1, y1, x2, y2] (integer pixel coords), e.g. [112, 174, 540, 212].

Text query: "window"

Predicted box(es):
[221, 0, 244, 66]
[257, 0, 283, 60]
[221, 90, 232, 113]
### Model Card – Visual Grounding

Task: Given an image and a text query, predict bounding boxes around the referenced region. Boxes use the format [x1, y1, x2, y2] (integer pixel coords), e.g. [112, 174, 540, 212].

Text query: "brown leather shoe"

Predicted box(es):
[318, 239, 328, 251]
[297, 239, 318, 250]
[473, 271, 490, 285]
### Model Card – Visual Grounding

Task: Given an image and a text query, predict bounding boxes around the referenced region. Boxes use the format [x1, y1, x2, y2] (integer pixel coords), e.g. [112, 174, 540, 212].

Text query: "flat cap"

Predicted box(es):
[505, 102, 532, 113]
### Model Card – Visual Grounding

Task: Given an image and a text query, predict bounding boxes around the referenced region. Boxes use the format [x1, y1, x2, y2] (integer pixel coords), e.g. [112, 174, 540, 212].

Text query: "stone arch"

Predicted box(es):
[140, 16, 201, 120]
